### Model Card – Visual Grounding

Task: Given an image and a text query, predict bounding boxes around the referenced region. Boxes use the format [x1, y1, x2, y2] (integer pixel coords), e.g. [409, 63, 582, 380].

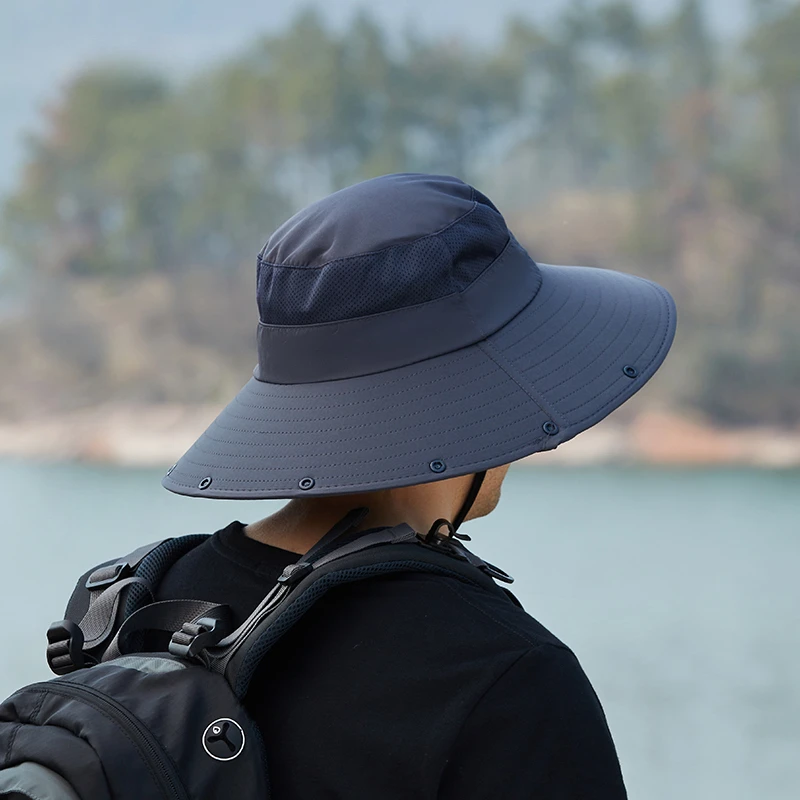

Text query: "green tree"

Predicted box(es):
[663, 0, 717, 208]
[746, 1, 800, 231]
[3, 68, 175, 275]
[594, 1, 663, 186]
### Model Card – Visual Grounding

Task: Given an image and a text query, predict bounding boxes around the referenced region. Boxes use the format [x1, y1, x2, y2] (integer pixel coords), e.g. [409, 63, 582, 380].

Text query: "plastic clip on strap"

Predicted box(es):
[83, 539, 167, 591]
[99, 599, 232, 662]
[46, 539, 167, 675]
[46, 620, 87, 675]
[423, 518, 515, 584]
[169, 613, 232, 660]
[277, 506, 370, 586]
[278, 520, 419, 587]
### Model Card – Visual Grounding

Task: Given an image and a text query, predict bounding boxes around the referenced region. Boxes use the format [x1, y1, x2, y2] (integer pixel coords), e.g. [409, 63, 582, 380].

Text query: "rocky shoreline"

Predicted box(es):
[0, 406, 799, 469]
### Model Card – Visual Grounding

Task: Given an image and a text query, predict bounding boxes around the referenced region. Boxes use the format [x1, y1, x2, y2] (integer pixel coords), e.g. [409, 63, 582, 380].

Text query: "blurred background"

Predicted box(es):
[0, 1, 798, 798]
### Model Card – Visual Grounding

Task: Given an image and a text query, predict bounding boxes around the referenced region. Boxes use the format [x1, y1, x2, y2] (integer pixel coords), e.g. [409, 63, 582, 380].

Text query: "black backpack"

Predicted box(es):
[0, 510, 514, 799]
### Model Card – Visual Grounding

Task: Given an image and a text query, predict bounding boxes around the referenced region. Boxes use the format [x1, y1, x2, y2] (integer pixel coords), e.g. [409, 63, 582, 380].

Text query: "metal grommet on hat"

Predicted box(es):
[162, 173, 676, 500]
[198, 477, 212, 490]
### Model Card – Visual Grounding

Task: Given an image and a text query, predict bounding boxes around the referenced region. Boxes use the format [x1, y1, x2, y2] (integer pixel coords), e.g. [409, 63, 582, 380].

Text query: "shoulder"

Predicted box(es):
[432, 573, 570, 651]
[363, 569, 572, 656]
[429, 582, 627, 798]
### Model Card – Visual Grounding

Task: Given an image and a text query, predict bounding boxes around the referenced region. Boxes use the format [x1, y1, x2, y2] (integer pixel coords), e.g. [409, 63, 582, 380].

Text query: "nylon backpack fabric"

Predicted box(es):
[162, 172, 676, 500]
[0, 524, 515, 799]
[0, 657, 267, 800]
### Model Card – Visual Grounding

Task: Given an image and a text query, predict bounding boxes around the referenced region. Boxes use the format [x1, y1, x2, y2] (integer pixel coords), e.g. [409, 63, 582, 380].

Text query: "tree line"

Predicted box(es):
[2, 0, 800, 426]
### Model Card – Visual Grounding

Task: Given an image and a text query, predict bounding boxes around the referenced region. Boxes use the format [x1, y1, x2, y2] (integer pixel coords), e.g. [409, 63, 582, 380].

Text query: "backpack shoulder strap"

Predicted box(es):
[48, 534, 209, 675]
[204, 524, 515, 698]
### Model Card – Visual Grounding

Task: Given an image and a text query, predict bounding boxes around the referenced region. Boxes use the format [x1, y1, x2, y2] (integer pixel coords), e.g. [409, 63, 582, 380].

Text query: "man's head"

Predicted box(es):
[164, 173, 675, 531]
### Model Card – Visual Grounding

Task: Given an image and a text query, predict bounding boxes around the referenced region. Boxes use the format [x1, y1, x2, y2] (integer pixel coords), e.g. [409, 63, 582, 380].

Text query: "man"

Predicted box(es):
[161, 173, 676, 797]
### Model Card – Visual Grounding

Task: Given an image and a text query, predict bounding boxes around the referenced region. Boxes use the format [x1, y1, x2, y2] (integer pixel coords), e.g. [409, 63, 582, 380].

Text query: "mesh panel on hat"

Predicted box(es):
[439, 203, 509, 291]
[257, 202, 510, 326]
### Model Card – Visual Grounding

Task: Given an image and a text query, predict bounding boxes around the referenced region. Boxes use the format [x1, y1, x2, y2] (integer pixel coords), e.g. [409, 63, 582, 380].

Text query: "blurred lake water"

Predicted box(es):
[0, 460, 797, 799]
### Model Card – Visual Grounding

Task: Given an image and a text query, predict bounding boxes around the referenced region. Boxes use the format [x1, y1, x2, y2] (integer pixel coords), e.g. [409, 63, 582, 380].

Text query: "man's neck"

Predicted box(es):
[244, 477, 473, 555]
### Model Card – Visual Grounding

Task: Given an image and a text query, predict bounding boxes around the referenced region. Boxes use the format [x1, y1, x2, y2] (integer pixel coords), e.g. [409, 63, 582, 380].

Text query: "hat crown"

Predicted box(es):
[257, 173, 510, 326]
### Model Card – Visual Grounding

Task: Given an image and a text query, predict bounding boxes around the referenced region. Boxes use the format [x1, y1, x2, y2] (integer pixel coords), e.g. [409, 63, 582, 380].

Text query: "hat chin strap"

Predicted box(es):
[451, 470, 487, 532]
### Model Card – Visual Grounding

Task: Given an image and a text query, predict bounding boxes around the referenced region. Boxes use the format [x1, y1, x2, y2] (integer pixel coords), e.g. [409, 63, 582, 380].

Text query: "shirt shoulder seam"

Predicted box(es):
[439, 578, 571, 653]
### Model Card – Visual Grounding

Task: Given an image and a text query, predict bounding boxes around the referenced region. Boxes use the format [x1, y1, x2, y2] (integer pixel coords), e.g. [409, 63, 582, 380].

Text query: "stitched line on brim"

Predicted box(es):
[169, 429, 549, 491]
[184, 407, 542, 470]
[522, 286, 625, 391]
[233, 361, 494, 415]
[561, 282, 673, 425]
[477, 340, 562, 425]
[208, 389, 532, 447]
[542, 280, 642, 407]
[493, 267, 566, 347]
[495, 272, 570, 350]
[171, 287, 673, 492]
[509, 275, 591, 366]
[555, 278, 661, 414]
[520, 276, 628, 387]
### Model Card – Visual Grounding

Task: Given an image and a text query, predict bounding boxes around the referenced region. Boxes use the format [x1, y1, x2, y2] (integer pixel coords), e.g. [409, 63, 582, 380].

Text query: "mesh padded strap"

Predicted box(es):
[215, 541, 510, 698]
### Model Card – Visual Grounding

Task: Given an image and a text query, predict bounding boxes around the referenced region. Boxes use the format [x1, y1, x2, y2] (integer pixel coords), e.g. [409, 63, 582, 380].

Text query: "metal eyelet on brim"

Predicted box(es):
[429, 459, 447, 473]
[198, 476, 213, 490]
[298, 477, 315, 490]
[623, 365, 639, 379]
[542, 421, 559, 436]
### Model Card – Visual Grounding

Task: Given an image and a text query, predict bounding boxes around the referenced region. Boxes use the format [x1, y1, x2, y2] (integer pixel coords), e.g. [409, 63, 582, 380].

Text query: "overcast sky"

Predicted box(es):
[1, 0, 749, 195]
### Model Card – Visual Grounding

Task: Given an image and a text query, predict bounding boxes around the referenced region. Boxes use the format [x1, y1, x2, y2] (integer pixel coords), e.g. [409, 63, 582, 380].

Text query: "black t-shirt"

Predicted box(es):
[157, 522, 627, 799]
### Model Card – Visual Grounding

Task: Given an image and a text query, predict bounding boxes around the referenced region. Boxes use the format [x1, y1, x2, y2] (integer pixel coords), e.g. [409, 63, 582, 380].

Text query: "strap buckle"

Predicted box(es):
[420, 520, 515, 584]
[46, 619, 88, 675]
[478, 561, 515, 584]
[85, 561, 131, 590]
[169, 615, 231, 660]
[277, 562, 313, 586]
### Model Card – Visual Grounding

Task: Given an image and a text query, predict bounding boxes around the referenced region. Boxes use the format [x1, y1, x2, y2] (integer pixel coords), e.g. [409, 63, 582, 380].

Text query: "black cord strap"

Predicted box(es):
[452, 470, 486, 531]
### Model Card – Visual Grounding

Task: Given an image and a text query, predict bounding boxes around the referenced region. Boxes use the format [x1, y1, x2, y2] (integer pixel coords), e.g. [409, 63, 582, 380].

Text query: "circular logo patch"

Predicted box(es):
[202, 718, 246, 761]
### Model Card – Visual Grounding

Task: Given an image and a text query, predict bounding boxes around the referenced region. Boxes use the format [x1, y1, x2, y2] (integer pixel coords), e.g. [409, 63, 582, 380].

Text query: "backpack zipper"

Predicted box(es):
[27, 681, 188, 800]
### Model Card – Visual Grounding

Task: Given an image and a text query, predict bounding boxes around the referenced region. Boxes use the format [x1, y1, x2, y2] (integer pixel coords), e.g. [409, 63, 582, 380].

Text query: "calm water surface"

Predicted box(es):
[0, 461, 797, 799]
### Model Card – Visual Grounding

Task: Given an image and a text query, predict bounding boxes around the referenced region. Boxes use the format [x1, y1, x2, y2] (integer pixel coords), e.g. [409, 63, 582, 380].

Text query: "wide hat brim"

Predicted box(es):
[163, 262, 675, 499]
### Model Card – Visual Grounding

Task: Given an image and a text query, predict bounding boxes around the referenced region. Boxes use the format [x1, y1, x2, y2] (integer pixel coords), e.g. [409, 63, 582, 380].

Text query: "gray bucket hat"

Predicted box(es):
[163, 173, 676, 499]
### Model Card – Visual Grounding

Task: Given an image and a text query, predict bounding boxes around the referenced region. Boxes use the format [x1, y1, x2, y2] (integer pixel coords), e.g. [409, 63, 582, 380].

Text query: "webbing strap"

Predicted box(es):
[309, 524, 418, 570]
[84, 539, 168, 589]
[278, 521, 418, 585]
[75, 540, 169, 652]
[300, 507, 370, 563]
[50, 536, 207, 675]
[220, 545, 511, 698]
[80, 577, 153, 645]
[102, 599, 230, 662]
